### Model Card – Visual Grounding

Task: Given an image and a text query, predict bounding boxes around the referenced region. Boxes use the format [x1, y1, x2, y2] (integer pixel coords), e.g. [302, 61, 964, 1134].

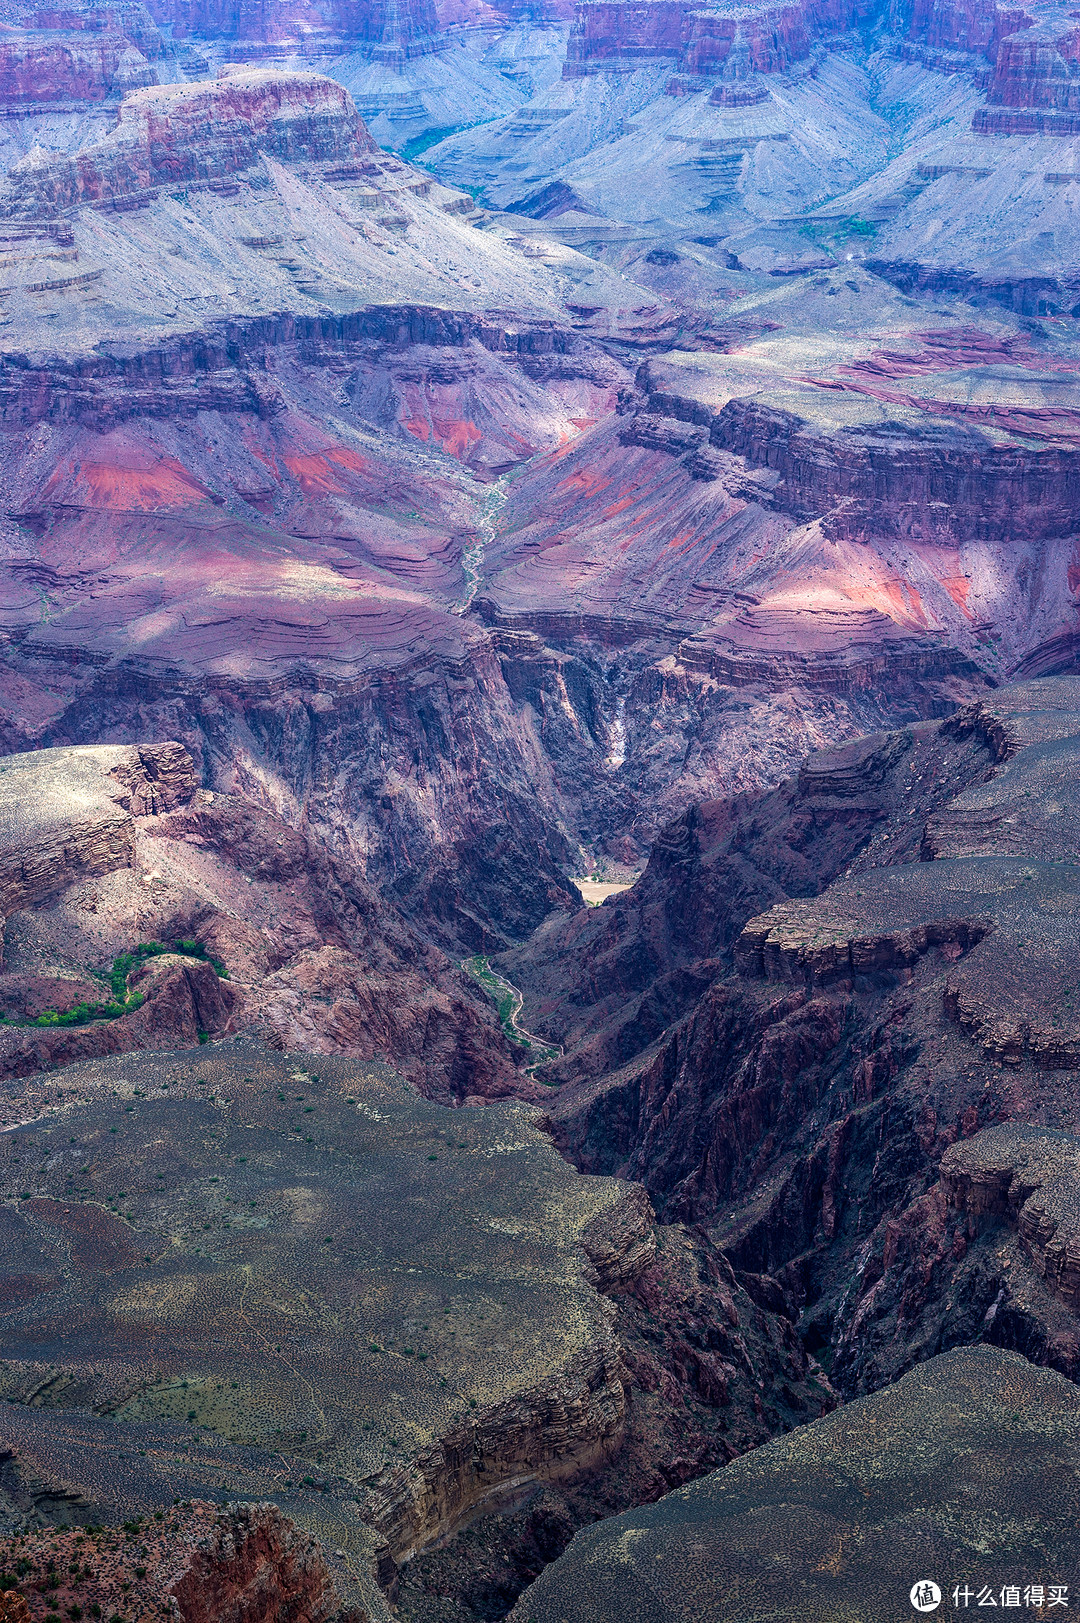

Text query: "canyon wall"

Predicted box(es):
[642, 367, 1080, 548]
[564, 0, 876, 78]
[505, 680, 1080, 1408]
[0, 70, 376, 215]
[0, 28, 156, 103]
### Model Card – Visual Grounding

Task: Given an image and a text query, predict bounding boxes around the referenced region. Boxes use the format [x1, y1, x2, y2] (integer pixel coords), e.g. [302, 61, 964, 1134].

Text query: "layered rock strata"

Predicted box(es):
[564, 0, 871, 79]
[505, 675, 1080, 1397]
[0, 742, 525, 1099]
[0, 70, 378, 216]
[0, 1040, 828, 1615]
[0, 740, 194, 916]
[0, 28, 156, 105]
[510, 1346, 1080, 1623]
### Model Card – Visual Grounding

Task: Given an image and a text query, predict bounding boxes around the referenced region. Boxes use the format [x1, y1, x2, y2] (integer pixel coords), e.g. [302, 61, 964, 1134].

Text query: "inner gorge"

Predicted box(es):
[0, 0, 1074, 1615]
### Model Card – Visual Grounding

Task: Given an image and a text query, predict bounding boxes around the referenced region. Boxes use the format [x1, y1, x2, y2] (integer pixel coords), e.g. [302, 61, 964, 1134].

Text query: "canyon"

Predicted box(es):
[0, 0, 1072, 1617]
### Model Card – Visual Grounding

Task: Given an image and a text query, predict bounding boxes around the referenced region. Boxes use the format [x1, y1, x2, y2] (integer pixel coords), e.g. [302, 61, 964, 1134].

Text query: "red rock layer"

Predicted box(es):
[902, 0, 1080, 121]
[31, 1, 164, 56]
[0, 70, 376, 217]
[565, 0, 874, 78]
[0, 28, 154, 103]
[643, 370, 1080, 548]
[0, 1503, 360, 1623]
[905, 0, 1031, 58]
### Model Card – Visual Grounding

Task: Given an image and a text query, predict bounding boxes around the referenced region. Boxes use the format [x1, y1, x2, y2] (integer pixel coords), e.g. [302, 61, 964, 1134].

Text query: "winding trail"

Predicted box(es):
[456, 474, 510, 614]
[463, 956, 562, 1075]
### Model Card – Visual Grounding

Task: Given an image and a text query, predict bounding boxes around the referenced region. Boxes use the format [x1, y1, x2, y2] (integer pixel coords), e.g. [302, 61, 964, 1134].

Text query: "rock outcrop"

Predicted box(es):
[563, 0, 872, 79]
[0, 742, 195, 918]
[149, 0, 442, 54]
[510, 1346, 1080, 1623]
[503, 676, 1080, 1404]
[0, 1040, 827, 1615]
[32, 2, 164, 58]
[0, 28, 155, 105]
[0, 70, 377, 217]
[0, 1502, 363, 1623]
[0, 742, 527, 1100]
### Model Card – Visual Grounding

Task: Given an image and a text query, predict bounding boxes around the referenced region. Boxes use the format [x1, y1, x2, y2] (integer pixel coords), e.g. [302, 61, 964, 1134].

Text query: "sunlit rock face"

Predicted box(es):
[0, 2, 1079, 1620]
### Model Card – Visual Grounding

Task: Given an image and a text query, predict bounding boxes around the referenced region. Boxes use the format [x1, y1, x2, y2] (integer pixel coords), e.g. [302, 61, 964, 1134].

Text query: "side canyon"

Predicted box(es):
[0, 0, 1074, 1617]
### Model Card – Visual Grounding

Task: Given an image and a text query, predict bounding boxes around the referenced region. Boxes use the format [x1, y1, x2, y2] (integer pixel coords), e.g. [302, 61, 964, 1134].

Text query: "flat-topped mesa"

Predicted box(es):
[564, 0, 871, 79]
[0, 25, 155, 103]
[0, 68, 376, 217]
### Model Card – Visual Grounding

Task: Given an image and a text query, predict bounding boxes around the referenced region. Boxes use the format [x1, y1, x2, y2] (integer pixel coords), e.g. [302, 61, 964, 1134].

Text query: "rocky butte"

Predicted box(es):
[0, 1, 1072, 1620]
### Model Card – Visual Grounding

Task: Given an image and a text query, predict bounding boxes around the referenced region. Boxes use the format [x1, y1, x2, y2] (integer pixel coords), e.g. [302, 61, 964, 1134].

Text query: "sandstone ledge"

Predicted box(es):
[942, 1122, 1080, 1314]
[0, 742, 195, 918]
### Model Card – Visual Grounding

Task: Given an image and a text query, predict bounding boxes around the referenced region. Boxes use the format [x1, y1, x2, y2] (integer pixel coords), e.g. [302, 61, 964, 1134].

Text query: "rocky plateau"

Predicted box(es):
[0, 0, 1072, 1618]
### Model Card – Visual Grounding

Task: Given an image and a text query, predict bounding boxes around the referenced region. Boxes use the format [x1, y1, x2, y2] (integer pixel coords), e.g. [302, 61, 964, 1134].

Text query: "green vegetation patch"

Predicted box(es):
[800, 215, 878, 249]
[462, 955, 561, 1070]
[398, 125, 463, 163]
[2, 940, 228, 1029]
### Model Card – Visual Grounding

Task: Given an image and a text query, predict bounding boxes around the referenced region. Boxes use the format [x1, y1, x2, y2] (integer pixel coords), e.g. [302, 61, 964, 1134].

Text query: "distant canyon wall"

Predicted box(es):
[561, 0, 1080, 129]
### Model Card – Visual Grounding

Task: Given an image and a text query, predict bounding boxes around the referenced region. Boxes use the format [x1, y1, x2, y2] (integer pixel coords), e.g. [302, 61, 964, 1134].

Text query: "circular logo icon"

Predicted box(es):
[910, 1582, 942, 1613]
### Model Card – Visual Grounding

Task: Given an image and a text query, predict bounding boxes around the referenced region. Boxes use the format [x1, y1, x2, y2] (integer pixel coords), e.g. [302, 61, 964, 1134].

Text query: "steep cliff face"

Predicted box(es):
[511, 1347, 1080, 1623]
[559, 0, 1080, 107]
[0, 28, 155, 105]
[0, 742, 527, 1098]
[563, 0, 874, 77]
[0, 740, 194, 915]
[0, 1042, 829, 1618]
[640, 350, 1080, 551]
[0, 70, 376, 216]
[507, 677, 1080, 1404]
[32, 2, 165, 57]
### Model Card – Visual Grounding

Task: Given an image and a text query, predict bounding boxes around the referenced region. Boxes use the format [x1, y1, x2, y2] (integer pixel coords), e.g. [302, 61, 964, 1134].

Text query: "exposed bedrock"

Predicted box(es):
[563, 0, 874, 77]
[863, 257, 1073, 315]
[507, 676, 1080, 1398]
[0, 311, 613, 434]
[560, 0, 1080, 128]
[0, 1042, 829, 1613]
[0, 70, 377, 218]
[0, 742, 526, 1098]
[144, 0, 442, 49]
[31, 3, 165, 58]
[0, 29, 156, 106]
[162, 1502, 363, 1623]
[0, 1502, 364, 1623]
[2, 638, 582, 956]
[511, 1347, 1080, 1623]
[0, 740, 194, 915]
[642, 364, 1080, 546]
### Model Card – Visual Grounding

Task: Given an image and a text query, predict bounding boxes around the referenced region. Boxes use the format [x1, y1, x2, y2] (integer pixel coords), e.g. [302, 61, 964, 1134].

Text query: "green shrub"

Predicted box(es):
[1, 939, 224, 1028]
